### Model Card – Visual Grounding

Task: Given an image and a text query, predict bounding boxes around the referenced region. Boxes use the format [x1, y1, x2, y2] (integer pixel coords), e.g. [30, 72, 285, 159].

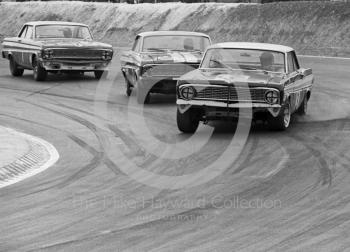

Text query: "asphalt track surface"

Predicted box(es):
[0, 50, 349, 252]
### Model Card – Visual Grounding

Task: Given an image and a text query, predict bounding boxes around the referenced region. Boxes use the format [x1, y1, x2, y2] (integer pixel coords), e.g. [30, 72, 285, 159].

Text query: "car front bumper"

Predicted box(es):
[40, 60, 110, 71]
[177, 99, 281, 108]
[177, 99, 282, 117]
[138, 76, 179, 94]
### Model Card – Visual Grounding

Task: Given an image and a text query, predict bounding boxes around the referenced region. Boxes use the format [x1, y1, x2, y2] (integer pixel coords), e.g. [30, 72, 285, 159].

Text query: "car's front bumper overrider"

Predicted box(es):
[40, 59, 111, 71]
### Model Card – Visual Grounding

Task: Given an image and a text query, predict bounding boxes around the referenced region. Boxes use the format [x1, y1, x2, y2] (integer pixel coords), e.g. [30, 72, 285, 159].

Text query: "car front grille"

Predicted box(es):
[193, 86, 269, 103]
[52, 49, 102, 59]
[143, 64, 199, 77]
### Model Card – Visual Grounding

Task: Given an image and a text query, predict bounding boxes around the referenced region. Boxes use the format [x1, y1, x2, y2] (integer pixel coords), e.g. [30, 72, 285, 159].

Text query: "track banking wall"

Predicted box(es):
[0, 1, 349, 56]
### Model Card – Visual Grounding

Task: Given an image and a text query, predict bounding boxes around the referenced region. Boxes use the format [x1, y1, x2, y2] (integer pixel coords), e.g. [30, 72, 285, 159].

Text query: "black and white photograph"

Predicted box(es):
[0, 0, 349, 251]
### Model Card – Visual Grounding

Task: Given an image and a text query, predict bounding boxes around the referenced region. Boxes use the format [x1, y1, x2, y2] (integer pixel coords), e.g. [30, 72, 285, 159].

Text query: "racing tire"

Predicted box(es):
[268, 100, 291, 131]
[177, 106, 200, 133]
[9, 56, 24, 77]
[94, 70, 106, 80]
[33, 57, 47, 81]
[126, 81, 132, 97]
[297, 95, 308, 115]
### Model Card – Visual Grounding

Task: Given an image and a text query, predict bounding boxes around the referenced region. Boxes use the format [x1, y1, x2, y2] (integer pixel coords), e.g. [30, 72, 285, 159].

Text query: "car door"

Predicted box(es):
[286, 51, 304, 112]
[21, 25, 34, 68]
[122, 36, 142, 85]
[13, 25, 28, 66]
[290, 51, 309, 112]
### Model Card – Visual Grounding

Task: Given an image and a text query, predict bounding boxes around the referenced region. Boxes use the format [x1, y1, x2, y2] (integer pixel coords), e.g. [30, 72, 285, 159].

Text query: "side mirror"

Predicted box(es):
[299, 68, 312, 78]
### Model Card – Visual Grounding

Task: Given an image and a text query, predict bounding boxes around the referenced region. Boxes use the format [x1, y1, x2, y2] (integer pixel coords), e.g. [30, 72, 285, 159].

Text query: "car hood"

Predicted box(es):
[179, 68, 286, 88]
[39, 39, 113, 50]
[141, 50, 203, 64]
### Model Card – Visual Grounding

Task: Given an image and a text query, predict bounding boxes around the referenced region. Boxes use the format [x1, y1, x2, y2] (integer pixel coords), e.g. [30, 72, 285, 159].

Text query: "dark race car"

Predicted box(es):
[121, 31, 211, 103]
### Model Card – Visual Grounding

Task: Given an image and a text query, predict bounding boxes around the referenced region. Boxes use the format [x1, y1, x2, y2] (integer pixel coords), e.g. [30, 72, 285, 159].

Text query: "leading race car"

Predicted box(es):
[120, 31, 211, 103]
[176, 42, 314, 133]
[1, 21, 113, 81]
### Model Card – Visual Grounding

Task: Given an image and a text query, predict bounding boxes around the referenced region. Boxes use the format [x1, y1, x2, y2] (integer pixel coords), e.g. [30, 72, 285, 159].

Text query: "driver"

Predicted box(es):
[183, 38, 194, 50]
[260, 52, 274, 71]
[209, 50, 224, 68]
[63, 28, 72, 38]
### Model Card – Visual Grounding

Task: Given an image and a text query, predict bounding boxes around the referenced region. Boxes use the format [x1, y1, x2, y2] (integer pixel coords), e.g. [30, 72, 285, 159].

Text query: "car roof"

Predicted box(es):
[137, 31, 210, 38]
[208, 42, 294, 53]
[24, 21, 88, 27]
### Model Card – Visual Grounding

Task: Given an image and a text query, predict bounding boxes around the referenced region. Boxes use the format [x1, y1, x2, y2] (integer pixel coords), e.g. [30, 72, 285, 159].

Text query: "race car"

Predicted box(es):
[2, 21, 113, 81]
[176, 42, 314, 132]
[120, 31, 211, 103]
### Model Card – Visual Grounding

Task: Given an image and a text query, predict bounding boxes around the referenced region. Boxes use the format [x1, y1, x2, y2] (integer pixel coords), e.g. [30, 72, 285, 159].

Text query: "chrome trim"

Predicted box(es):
[178, 84, 280, 103]
[141, 63, 199, 77]
[177, 99, 281, 108]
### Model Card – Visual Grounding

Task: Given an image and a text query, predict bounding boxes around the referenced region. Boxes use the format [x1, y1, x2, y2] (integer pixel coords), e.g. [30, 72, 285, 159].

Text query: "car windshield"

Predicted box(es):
[35, 25, 92, 40]
[142, 35, 210, 52]
[201, 48, 286, 73]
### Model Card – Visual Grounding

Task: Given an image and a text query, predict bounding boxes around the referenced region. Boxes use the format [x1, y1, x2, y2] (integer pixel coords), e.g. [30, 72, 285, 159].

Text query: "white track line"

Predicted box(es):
[0, 127, 59, 189]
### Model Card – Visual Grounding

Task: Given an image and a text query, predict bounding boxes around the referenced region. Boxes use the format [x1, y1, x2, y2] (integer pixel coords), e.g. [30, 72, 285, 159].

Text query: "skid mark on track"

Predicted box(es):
[19, 101, 123, 187]
[58, 134, 104, 188]
[231, 137, 259, 175]
[268, 212, 350, 251]
[291, 134, 332, 187]
[25, 83, 64, 98]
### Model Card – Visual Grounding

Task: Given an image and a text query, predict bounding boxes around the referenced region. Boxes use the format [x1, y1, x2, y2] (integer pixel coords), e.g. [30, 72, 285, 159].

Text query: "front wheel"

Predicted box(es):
[268, 101, 291, 131]
[297, 94, 308, 115]
[126, 80, 132, 97]
[94, 70, 107, 80]
[177, 106, 200, 133]
[33, 58, 47, 81]
[9, 56, 24, 77]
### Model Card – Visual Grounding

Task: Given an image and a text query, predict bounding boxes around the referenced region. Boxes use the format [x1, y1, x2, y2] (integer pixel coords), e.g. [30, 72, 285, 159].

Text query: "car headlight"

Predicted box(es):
[180, 86, 196, 100]
[42, 49, 54, 59]
[265, 90, 279, 104]
[102, 50, 113, 60]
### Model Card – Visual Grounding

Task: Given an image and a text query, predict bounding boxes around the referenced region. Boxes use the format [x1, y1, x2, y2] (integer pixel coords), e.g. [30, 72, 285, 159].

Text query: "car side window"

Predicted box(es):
[287, 53, 296, 74]
[25, 26, 33, 39]
[291, 51, 300, 71]
[18, 25, 28, 38]
[132, 36, 141, 52]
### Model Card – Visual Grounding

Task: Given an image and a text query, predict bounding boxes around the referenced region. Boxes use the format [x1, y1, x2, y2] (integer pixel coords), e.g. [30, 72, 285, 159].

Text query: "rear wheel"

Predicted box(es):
[177, 106, 200, 133]
[268, 101, 291, 131]
[9, 56, 24, 77]
[33, 57, 47, 81]
[297, 94, 308, 115]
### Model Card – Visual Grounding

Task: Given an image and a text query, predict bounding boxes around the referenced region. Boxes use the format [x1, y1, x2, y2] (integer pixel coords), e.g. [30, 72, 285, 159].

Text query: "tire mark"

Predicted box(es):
[291, 134, 332, 187]
[267, 212, 350, 251]
[25, 83, 64, 98]
[231, 136, 259, 175]
[18, 101, 123, 188]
